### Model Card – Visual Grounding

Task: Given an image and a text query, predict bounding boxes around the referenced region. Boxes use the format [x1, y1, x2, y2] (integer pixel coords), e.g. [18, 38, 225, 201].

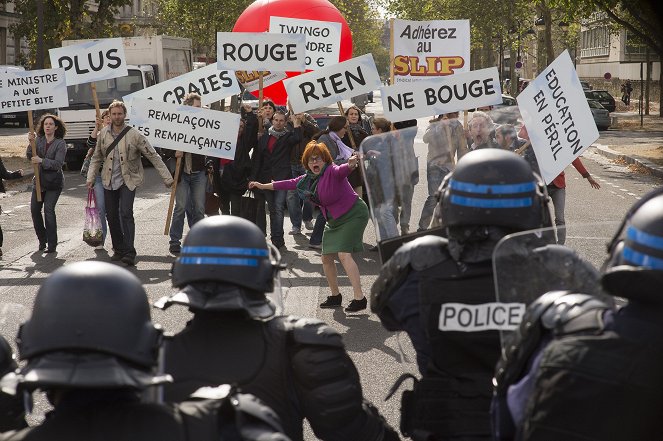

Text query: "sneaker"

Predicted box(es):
[401, 225, 410, 236]
[304, 220, 315, 230]
[111, 252, 124, 261]
[94, 245, 105, 251]
[345, 297, 367, 312]
[169, 245, 181, 255]
[308, 243, 322, 250]
[38, 242, 46, 251]
[121, 255, 136, 266]
[320, 295, 342, 308]
[289, 227, 301, 235]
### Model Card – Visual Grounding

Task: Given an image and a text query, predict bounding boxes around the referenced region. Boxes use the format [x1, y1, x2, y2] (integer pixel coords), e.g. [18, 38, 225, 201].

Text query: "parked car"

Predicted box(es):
[310, 113, 338, 132]
[585, 90, 615, 112]
[580, 80, 592, 91]
[587, 99, 611, 131]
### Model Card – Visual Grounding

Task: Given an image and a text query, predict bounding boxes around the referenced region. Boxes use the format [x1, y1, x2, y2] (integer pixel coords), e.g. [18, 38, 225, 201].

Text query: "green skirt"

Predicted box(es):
[322, 198, 369, 254]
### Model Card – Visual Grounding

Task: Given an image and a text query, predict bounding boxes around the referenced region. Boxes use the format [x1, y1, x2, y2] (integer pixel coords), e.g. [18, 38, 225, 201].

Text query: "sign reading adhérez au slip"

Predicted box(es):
[216, 32, 306, 72]
[269, 17, 342, 70]
[0, 68, 68, 113]
[517, 50, 599, 184]
[129, 98, 240, 160]
[381, 67, 502, 122]
[283, 53, 382, 113]
[49, 38, 128, 86]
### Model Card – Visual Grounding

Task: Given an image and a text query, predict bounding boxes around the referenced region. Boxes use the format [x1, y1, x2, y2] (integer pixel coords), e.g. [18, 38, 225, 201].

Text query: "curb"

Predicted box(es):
[590, 144, 663, 179]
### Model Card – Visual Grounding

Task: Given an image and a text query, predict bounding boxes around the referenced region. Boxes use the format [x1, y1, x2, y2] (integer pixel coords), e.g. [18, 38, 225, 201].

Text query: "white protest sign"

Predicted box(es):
[269, 17, 342, 70]
[236, 70, 287, 92]
[0, 68, 68, 113]
[381, 67, 502, 122]
[284, 53, 382, 113]
[217, 32, 306, 72]
[129, 98, 240, 160]
[438, 302, 526, 332]
[392, 19, 470, 84]
[49, 38, 128, 86]
[123, 63, 240, 109]
[517, 50, 599, 184]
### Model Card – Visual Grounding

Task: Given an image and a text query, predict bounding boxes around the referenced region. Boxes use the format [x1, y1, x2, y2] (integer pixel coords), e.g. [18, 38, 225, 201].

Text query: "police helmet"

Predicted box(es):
[435, 149, 550, 231]
[602, 190, 663, 302]
[164, 216, 283, 319]
[0, 336, 16, 378]
[17, 261, 168, 390]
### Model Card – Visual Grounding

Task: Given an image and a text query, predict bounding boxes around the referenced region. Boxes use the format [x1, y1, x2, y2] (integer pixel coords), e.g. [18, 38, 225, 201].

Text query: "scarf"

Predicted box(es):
[329, 131, 354, 161]
[296, 163, 328, 206]
[268, 126, 288, 139]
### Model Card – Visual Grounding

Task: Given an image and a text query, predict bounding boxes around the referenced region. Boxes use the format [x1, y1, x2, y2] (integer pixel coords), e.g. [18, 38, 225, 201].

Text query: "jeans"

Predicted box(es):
[376, 202, 399, 241]
[286, 164, 313, 230]
[397, 184, 414, 230]
[169, 171, 207, 246]
[31, 188, 61, 249]
[418, 164, 451, 231]
[310, 211, 326, 245]
[105, 185, 136, 258]
[548, 186, 566, 244]
[93, 175, 107, 244]
[264, 189, 287, 246]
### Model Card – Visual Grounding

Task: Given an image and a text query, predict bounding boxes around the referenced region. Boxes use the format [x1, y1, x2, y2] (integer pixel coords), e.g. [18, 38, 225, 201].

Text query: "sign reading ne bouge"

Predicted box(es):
[129, 98, 240, 160]
[269, 17, 342, 69]
[517, 50, 599, 184]
[217, 32, 306, 72]
[392, 19, 470, 84]
[381, 67, 502, 121]
[283, 53, 382, 113]
[123, 63, 240, 107]
[49, 38, 128, 86]
[0, 68, 68, 113]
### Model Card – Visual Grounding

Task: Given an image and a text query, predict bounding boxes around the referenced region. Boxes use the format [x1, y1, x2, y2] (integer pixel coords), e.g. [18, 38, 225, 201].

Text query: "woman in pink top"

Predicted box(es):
[250, 142, 370, 313]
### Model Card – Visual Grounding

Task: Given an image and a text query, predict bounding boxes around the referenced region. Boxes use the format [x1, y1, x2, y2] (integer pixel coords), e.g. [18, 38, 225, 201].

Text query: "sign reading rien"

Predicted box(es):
[0, 68, 68, 113]
[283, 54, 381, 113]
[216, 32, 306, 72]
[49, 38, 128, 86]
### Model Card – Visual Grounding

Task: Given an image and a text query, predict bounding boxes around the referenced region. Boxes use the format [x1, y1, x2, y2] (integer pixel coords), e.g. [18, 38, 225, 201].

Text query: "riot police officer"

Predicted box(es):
[156, 215, 400, 441]
[370, 149, 554, 440]
[0, 336, 26, 432]
[493, 189, 663, 441]
[2, 261, 289, 441]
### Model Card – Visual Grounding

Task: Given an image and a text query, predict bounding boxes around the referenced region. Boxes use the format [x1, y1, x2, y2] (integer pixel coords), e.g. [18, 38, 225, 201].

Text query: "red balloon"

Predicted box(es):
[233, 0, 353, 105]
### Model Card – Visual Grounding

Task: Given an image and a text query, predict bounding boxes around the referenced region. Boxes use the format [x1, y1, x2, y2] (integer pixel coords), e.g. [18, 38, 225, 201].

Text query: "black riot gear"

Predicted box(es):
[0, 335, 26, 432]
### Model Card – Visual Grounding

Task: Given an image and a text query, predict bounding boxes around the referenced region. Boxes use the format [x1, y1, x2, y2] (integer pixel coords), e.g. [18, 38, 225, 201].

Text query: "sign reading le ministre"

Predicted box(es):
[0, 68, 69, 113]
[216, 32, 306, 72]
[380, 67, 502, 122]
[49, 38, 128, 86]
[283, 53, 382, 113]
[517, 50, 599, 184]
[129, 98, 240, 160]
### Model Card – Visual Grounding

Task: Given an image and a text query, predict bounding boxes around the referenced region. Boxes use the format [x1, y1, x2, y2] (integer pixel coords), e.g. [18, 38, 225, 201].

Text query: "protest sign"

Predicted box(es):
[49, 38, 128, 86]
[269, 17, 342, 70]
[236, 70, 287, 92]
[517, 50, 599, 184]
[380, 67, 502, 122]
[283, 53, 381, 113]
[129, 98, 240, 160]
[217, 32, 306, 72]
[392, 19, 470, 84]
[123, 63, 240, 109]
[0, 68, 68, 113]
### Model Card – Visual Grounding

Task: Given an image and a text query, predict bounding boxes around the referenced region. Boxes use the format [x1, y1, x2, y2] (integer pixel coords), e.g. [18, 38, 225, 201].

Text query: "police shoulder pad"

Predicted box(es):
[287, 316, 344, 348]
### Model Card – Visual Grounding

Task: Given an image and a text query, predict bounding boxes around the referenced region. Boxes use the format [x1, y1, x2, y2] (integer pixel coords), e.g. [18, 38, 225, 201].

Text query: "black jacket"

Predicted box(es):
[251, 128, 301, 182]
[213, 111, 259, 195]
[0, 159, 22, 193]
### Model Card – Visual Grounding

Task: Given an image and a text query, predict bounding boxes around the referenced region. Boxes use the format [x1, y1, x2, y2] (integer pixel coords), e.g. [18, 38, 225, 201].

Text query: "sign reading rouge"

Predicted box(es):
[49, 38, 128, 86]
[129, 98, 240, 160]
[216, 32, 306, 72]
[269, 17, 342, 70]
[380, 67, 502, 122]
[283, 53, 381, 113]
[0, 68, 68, 113]
[517, 50, 599, 184]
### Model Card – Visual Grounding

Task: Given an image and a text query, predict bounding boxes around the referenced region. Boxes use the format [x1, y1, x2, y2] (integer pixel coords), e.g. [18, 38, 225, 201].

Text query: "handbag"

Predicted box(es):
[83, 188, 103, 247]
[239, 189, 258, 222]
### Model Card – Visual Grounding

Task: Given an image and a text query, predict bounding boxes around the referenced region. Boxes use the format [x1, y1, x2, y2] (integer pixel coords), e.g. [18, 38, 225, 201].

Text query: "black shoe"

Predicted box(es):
[345, 297, 367, 312]
[44, 248, 57, 254]
[111, 252, 124, 261]
[38, 242, 46, 251]
[320, 295, 342, 308]
[121, 255, 136, 266]
[169, 245, 181, 255]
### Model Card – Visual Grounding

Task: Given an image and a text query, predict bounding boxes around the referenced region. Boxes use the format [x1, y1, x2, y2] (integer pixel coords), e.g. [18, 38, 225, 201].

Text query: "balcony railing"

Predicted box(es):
[580, 46, 610, 57]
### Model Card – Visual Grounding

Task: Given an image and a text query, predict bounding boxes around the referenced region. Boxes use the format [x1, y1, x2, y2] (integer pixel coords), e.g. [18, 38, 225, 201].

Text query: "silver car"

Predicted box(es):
[588, 99, 611, 131]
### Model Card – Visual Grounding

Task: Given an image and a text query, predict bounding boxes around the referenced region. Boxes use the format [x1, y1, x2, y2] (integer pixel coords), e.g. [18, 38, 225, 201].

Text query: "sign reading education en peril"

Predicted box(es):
[283, 54, 382, 113]
[49, 38, 128, 86]
[517, 50, 599, 184]
[381, 67, 502, 122]
[216, 32, 306, 72]
[0, 68, 68, 113]
[392, 19, 470, 84]
[129, 98, 240, 160]
[269, 17, 342, 70]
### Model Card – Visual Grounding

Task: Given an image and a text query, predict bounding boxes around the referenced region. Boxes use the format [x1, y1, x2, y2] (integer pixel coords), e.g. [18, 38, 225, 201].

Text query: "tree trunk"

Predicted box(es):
[35, 0, 44, 69]
[659, 55, 662, 118]
[645, 47, 650, 116]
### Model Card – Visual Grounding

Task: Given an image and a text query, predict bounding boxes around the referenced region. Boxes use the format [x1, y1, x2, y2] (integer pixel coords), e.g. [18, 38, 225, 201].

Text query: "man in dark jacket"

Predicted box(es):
[286, 113, 318, 234]
[0, 158, 23, 257]
[251, 111, 301, 249]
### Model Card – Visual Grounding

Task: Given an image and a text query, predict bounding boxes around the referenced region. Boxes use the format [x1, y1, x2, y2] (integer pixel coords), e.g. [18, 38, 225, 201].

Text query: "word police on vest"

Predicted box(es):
[438, 302, 525, 332]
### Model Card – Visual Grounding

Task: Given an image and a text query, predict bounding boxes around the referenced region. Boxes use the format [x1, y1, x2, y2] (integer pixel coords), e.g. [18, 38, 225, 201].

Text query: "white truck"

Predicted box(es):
[58, 35, 193, 167]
